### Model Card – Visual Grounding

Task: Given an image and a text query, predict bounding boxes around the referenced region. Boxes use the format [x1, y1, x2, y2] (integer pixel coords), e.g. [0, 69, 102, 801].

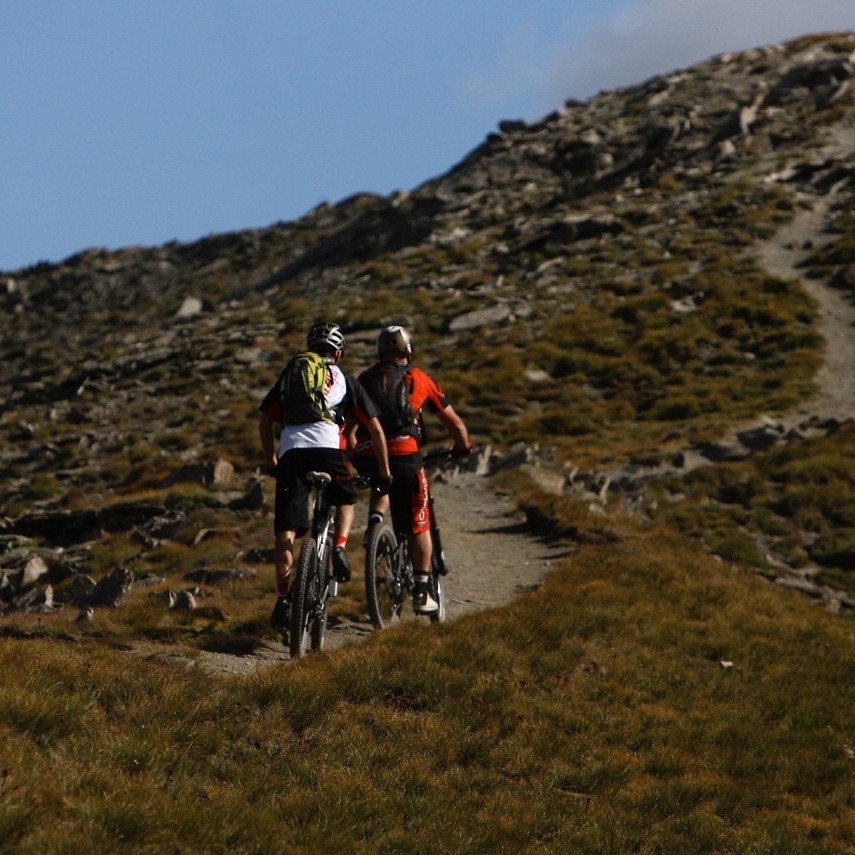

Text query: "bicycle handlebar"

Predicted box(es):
[422, 446, 453, 463]
[353, 474, 393, 496]
[423, 444, 476, 464]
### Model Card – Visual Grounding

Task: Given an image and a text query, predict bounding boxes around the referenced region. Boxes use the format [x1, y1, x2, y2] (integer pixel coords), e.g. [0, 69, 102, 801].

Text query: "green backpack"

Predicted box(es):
[279, 351, 336, 425]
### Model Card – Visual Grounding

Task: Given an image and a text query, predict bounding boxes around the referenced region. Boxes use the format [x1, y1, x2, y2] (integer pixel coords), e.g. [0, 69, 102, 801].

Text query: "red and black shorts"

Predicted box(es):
[355, 453, 431, 536]
[274, 447, 357, 536]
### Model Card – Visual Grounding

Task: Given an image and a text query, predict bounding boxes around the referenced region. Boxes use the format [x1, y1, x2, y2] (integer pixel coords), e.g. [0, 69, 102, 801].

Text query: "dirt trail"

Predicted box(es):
[756, 125, 855, 423]
[336, 468, 569, 626]
[191, 467, 565, 676]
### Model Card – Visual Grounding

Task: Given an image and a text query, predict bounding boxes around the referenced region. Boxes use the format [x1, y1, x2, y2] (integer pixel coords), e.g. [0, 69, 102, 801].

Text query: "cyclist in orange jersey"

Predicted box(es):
[351, 325, 471, 614]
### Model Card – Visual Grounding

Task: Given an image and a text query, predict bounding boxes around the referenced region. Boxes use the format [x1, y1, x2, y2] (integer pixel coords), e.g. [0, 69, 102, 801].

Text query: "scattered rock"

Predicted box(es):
[12, 584, 57, 614]
[229, 479, 265, 511]
[170, 590, 197, 611]
[448, 304, 513, 332]
[159, 458, 235, 489]
[148, 652, 195, 671]
[736, 420, 784, 451]
[176, 296, 204, 318]
[523, 368, 552, 383]
[0, 504, 169, 548]
[75, 607, 94, 625]
[17, 555, 49, 588]
[182, 567, 256, 584]
[697, 441, 751, 463]
[87, 567, 135, 608]
[70, 574, 96, 605]
[519, 463, 566, 496]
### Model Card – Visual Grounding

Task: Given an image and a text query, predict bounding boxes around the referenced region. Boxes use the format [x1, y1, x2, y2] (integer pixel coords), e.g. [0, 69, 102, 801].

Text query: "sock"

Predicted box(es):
[335, 535, 348, 550]
[414, 573, 429, 588]
[368, 512, 384, 526]
[277, 582, 289, 598]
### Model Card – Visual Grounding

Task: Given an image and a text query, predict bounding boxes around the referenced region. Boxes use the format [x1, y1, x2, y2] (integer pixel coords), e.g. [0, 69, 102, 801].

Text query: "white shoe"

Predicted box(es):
[413, 590, 439, 614]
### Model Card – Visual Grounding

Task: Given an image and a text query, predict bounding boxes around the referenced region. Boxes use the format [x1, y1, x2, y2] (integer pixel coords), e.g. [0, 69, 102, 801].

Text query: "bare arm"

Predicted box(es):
[258, 410, 278, 469]
[365, 416, 392, 480]
[343, 417, 359, 456]
[437, 404, 472, 456]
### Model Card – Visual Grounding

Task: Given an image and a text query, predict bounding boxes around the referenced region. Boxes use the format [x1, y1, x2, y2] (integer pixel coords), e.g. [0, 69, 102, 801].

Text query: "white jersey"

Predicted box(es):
[277, 363, 346, 455]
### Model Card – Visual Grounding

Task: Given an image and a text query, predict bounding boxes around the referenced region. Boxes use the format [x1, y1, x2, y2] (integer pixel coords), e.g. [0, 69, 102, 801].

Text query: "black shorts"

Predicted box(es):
[355, 453, 431, 536]
[274, 448, 357, 536]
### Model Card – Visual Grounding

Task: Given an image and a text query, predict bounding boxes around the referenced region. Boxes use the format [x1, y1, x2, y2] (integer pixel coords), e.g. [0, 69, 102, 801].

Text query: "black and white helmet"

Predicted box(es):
[306, 322, 345, 354]
[377, 325, 412, 359]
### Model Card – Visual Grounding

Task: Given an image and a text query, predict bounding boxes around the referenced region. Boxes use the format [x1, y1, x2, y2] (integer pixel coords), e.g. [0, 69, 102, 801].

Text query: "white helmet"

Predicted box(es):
[306, 322, 345, 353]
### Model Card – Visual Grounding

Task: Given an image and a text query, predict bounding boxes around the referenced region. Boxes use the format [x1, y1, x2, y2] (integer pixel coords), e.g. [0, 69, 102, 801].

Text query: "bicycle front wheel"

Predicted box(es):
[311, 536, 332, 652]
[428, 549, 447, 624]
[364, 523, 403, 629]
[290, 538, 320, 659]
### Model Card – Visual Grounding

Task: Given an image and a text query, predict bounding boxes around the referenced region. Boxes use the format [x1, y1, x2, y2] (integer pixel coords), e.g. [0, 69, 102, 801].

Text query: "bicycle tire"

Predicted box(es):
[290, 537, 319, 659]
[311, 536, 332, 652]
[364, 522, 403, 629]
[428, 548, 446, 624]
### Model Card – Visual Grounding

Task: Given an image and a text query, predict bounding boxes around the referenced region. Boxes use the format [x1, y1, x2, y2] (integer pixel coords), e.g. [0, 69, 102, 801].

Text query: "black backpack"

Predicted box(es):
[361, 361, 417, 438]
[279, 351, 336, 425]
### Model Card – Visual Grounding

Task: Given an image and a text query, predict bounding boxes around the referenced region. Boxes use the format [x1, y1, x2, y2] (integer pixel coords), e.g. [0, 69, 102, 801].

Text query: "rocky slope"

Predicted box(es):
[2, 33, 854, 643]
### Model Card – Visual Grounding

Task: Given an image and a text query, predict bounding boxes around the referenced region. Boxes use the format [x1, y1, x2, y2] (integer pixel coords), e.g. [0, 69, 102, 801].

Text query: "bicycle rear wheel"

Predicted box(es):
[364, 523, 404, 629]
[290, 538, 320, 658]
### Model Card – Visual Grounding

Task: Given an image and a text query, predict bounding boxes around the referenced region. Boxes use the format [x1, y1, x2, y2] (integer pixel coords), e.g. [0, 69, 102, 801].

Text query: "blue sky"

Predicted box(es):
[2, 1, 853, 273]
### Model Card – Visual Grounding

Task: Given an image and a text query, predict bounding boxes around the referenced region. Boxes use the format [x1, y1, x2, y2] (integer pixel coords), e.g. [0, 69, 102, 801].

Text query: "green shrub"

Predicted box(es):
[808, 528, 855, 570]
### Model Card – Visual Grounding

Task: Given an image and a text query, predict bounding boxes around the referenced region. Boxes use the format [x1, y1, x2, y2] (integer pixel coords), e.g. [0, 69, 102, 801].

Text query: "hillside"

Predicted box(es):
[3, 31, 854, 615]
[5, 34, 855, 458]
[2, 32, 855, 852]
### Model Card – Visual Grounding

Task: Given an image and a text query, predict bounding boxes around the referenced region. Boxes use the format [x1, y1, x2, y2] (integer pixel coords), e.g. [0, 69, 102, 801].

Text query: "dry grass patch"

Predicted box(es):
[5, 517, 855, 851]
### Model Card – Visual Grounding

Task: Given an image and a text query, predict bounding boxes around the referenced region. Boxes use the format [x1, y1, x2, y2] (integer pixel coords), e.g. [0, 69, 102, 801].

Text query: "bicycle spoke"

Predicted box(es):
[365, 523, 403, 630]
[311, 539, 331, 652]
[290, 538, 319, 658]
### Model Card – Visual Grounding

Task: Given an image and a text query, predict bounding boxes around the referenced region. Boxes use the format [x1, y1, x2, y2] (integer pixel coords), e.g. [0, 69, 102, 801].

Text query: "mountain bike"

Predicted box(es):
[289, 470, 374, 659]
[288, 471, 339, 659]
[363, 450, 451, 630]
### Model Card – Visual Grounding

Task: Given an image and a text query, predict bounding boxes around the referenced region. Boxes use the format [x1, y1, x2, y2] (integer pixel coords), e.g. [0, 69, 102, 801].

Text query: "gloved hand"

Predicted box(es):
[372, 475, 393, 496]
[451, 443, 473, 459]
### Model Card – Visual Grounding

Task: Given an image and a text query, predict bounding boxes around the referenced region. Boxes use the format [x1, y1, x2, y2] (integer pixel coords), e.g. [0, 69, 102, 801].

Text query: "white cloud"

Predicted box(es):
[544, 0, 855, 104]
